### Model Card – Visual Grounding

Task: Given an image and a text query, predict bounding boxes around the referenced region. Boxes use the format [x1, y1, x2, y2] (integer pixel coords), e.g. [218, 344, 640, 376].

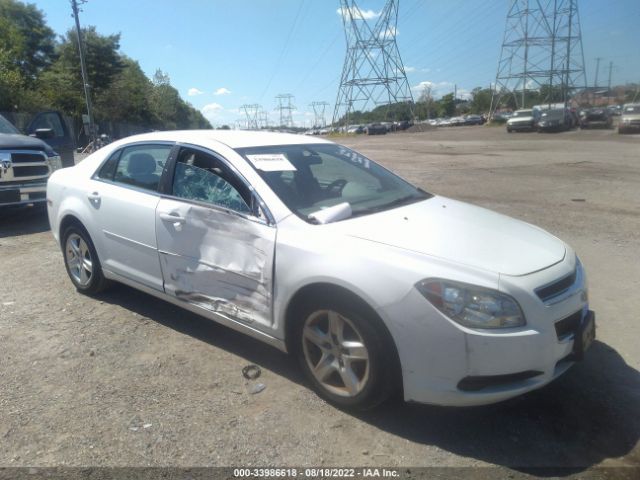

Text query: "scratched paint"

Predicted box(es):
[156, 200, 276, 328]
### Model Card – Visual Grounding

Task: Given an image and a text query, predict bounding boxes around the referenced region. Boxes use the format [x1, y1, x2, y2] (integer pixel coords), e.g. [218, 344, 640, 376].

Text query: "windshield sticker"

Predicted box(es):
[338, 147, 371, 169]
[247, 154, 297, 172]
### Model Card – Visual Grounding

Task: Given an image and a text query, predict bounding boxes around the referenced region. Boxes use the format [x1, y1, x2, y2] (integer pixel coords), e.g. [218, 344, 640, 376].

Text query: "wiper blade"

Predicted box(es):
[351, 195, 425, 217]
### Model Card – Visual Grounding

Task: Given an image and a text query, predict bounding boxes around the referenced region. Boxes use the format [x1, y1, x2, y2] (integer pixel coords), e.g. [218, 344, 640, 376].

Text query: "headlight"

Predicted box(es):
[416, 279, 526, 329]
[47, 154, 62, 171]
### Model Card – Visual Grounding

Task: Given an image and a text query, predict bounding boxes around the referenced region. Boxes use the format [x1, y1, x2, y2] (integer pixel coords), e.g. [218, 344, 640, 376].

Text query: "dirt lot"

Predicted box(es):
[1, 126, 639, 475]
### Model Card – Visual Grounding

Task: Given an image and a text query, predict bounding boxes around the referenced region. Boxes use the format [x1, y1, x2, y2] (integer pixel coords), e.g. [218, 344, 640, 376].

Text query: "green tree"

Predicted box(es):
[0, 0, 56, 83]
[469, 87, 492, 114]
[438, 93, 456, 117]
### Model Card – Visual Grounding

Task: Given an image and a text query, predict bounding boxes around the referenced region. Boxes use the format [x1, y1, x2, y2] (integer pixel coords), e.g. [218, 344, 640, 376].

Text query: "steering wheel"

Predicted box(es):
[326, 179, 348, 197]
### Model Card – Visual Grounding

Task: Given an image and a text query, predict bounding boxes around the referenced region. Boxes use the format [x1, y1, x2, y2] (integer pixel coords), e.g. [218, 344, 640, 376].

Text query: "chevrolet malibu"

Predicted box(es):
[47, 131, 595, 409]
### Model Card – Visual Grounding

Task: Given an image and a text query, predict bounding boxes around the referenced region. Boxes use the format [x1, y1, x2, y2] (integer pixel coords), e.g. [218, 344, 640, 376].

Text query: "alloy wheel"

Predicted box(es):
[302, 309, 370, 397]
[65, 233, 93, 287]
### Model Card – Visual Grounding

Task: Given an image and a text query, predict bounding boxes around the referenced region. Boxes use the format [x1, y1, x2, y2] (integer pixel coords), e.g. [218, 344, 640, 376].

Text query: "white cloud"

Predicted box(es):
[404, 66, 416, 73]
[214, 87, 232, 96]
[201, 103, 224, 123]
[336, 7, 380, 20]
[188, 87, 204, 97]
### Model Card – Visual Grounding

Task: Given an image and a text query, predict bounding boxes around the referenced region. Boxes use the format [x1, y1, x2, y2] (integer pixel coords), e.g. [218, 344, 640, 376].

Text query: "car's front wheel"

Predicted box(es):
[294, 298, 397, 410]
[62, 224, 110, 295]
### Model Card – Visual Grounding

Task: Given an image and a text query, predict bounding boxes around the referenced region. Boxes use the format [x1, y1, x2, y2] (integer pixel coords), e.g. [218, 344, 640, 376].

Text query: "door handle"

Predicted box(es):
[159, 212, 186, 225]
[87, 191, 100, 202]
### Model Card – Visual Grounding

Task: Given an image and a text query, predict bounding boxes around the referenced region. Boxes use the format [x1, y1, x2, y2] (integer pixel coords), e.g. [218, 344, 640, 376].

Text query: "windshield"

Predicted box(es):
[0, 115, 20, 134]
[514, 110, 532, 117]
[624, 105, 640, 114]
[236, 143, 432, 223]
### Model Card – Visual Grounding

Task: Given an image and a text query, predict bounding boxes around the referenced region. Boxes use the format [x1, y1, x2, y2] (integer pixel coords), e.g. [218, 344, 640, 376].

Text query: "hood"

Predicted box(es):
[334, 197, 566, 276]
[0, 133, 53, 153]
[622, 114, 640, 121]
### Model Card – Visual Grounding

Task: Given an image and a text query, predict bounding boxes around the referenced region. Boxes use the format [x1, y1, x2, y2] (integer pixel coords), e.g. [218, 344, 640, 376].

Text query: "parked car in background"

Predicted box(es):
[47, 130, 594, 409]
[464, 115, 484, 126]
[618, 104, 640, 134]
[449, 117, 466, 126]
[506, 109, 538, 132]
[0, 112, 66, 207]
[579, 108, 612, 129]
[365, 123, 387, 135]
[607, 105, 622, 116]
[347, 125, 364, 134]
[537, 108, 574, 132]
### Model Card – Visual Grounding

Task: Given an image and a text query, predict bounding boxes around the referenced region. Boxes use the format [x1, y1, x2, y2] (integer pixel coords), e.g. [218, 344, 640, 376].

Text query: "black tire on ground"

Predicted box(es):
[61, 224, 111, 295]
[292, 295, 398, 411]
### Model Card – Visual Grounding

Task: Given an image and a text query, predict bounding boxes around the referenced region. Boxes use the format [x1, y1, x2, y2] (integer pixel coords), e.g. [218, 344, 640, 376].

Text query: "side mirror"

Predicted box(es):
[32, 128, 55, 140]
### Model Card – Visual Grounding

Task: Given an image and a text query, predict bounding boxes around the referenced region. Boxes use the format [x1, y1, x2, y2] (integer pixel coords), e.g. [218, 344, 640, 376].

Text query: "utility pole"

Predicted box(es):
[607, 61, 613, 105]
[593, 57, 602, 106]
[70, 0, 95, 148]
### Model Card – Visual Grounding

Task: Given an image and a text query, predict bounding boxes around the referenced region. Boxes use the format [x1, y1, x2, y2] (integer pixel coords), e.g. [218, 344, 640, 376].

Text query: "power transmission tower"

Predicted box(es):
[259, 110, 270, 129]
[240, 104, 261, 130]
[310, 101, 330, 128]
[490, 0, 587, 115]
[332, 0, 414, 127]
[275, 94, 295, 128]
[70, 0, 96, 148]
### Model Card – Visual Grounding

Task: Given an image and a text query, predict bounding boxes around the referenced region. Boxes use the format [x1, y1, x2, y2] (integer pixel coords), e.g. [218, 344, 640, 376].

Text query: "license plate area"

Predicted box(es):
[0, 190, 21, 204]
[573, 310, 596, 361]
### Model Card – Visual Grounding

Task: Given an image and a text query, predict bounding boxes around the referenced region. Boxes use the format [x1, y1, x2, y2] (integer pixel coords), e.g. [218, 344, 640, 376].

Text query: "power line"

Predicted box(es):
[258, 0, 307, 102]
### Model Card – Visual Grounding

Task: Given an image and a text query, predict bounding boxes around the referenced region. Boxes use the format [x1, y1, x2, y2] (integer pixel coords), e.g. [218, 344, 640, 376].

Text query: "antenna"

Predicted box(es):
[332, 0, 414, 127]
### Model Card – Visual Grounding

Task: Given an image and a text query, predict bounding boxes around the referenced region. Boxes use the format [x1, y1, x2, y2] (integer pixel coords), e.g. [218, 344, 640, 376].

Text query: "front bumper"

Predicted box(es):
[379, 260, 592, 406]
[0, 182, 48, 206]
[507, 122, 535, 131]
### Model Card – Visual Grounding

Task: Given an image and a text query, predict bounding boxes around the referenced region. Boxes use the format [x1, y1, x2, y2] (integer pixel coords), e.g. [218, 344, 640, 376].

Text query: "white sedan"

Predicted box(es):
[47, 131, 595, 409]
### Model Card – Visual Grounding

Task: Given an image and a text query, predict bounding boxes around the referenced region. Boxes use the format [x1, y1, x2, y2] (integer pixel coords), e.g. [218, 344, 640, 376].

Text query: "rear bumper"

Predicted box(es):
[0, 182, 48, 206]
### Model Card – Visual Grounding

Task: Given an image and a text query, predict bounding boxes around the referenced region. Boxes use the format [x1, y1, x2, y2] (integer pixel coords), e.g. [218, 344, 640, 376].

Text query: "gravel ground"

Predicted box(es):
[0, 126, 639, 475]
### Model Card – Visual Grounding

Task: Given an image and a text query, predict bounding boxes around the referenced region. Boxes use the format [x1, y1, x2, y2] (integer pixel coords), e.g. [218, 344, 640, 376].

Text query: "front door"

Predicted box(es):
[156, 146, 276, 329]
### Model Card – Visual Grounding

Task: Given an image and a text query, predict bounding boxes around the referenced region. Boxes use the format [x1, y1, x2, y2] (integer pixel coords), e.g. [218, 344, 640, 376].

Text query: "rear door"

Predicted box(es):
[156, 145, 276, 330]
[26, 111, 75, 167]
[89, 142, 174, 290]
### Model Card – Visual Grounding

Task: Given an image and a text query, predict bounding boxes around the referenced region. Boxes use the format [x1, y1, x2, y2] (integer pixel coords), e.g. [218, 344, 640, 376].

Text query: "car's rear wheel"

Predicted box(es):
[62, 225, 110, 295]
[294, 298, 397, 410]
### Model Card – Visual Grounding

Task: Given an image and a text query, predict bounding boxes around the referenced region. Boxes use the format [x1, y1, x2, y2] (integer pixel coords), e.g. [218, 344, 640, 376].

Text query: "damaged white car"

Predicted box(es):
[47, 131, 595, 409]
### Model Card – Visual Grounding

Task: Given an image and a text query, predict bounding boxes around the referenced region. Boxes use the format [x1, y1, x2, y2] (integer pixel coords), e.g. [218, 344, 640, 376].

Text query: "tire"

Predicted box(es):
[292, 296, 397, 410]
[62, 224, 111, 295]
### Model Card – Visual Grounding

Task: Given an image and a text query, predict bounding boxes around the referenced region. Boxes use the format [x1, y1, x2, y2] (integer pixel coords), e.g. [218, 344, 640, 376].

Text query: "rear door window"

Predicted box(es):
[111, 144, 172, 192]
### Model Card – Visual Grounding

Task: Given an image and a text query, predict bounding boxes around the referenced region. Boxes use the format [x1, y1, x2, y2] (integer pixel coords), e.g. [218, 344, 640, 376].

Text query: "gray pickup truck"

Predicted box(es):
[0, 111, 74, 207]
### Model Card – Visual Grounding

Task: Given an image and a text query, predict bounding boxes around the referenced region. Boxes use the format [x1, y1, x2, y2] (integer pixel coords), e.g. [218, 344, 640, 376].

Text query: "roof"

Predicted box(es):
[115, 129, 333, 149]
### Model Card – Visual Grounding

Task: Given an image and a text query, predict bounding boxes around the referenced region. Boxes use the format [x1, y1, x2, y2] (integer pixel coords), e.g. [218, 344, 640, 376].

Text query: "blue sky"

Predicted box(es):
[35, 0, 640, 126]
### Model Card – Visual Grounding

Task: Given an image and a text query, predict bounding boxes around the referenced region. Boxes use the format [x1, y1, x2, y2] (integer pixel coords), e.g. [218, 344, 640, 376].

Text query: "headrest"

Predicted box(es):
[127, 153, 157, 175]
